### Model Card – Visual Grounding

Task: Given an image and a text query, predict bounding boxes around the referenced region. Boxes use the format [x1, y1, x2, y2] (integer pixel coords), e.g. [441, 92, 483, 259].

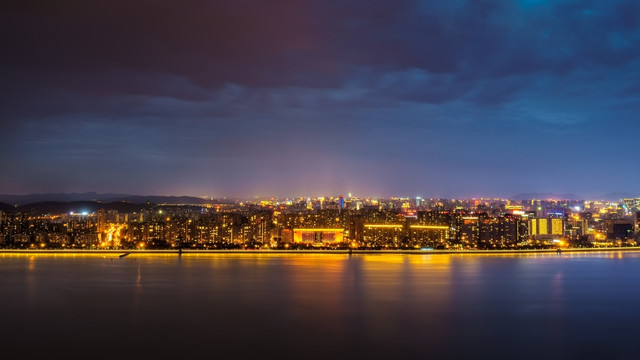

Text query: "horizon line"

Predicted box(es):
[1, 191, 638, 201]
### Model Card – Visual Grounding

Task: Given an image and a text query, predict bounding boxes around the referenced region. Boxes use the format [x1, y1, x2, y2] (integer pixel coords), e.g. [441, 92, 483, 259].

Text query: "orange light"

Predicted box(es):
[293, 228, 345, 232]
[364, 224, 403, 228]
[410, 225, 449, 229]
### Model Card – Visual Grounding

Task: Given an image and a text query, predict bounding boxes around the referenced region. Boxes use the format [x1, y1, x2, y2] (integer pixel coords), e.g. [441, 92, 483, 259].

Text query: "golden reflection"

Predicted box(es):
[280, 254, 347, 267]
[26, 255, 37, 314]
[409, 254, 451, 266]
[361, 254, 405, 264]
[283, 254, 349, 339]
[356, 254, 456, 342]
[1, 249, 640, 266]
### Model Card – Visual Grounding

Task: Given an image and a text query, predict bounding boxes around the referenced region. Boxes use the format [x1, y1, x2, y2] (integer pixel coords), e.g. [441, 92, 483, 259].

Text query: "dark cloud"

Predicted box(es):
[1, 0, 639, 198]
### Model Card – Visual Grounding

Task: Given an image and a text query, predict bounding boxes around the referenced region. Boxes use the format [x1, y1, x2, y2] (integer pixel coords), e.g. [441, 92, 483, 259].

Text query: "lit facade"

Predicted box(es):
[293, 228, 344, 244]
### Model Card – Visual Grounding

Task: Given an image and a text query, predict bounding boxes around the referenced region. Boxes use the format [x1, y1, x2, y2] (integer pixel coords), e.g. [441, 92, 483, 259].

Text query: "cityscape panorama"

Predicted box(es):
[4, 2, 640, 359]
[1, 194, 639, 251]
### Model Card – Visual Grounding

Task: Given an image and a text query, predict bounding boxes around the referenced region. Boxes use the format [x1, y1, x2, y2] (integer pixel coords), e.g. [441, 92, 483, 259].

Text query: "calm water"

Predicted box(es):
[2, 252, 639, 359]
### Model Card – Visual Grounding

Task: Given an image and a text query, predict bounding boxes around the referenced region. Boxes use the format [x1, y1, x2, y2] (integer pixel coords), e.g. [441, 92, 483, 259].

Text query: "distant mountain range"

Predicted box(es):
[13, 201, 152, 214]
[1, 192, 637, 209]
[511, 192, 638, 201]
[511, 193, 583, 201]
[600, 192, 638, 201]
[0, 192, 229, 206]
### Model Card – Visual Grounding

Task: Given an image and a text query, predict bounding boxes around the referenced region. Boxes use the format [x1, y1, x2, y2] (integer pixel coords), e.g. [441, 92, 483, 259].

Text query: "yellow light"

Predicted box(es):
[410, 225, 450, 229]
[364, 224, 403, 228]
[293, 228, 345, 232]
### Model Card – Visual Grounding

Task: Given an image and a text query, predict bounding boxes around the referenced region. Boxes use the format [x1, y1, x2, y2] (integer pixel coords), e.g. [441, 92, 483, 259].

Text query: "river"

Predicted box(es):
[1, 252, 638, 359]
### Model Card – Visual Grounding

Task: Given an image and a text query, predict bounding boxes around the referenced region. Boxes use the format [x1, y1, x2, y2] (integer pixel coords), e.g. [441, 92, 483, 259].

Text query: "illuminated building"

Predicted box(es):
[347, 216, 365, 242]
[293, 228, 344, 244]
[566, 216, 588, 239]
[530, 218, 545, 235]
[13, 234, 31, 244]
[363, 224, 408, 247]
[363, 224, 404, 247]
[97, 209, 106, 239]
[458, 216, 479, 248]
[551, 218, 563, 235]
[409, 225, 449, 248]
[504, 204, 523, 214]
[0, 196, 632, 250]
[281, 229, 293, 244]
[528, 216, 564, 245]
[539, 218, 548, 235]
[417, 210, 453, 227]
[478, 215, 521, 249]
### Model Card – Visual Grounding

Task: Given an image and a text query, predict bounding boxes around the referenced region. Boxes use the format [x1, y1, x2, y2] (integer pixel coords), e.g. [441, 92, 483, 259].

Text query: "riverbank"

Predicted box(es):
[2, 247, 640, 255]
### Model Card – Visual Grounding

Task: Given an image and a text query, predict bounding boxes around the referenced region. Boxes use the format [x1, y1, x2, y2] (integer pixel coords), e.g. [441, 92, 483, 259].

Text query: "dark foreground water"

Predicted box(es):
[2, 252, 639, 360]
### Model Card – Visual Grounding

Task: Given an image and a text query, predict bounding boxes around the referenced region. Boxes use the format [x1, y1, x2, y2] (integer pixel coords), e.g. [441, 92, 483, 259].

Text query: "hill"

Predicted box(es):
[0, 192, 227, 206]
[511, 192, 583, 201]
[13, 201, 152, 215]
[600, 192, 637, 201]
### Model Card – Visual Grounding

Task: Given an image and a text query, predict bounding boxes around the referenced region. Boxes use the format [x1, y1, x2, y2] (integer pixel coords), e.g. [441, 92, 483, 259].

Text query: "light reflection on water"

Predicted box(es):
[1, 252, 639, 359]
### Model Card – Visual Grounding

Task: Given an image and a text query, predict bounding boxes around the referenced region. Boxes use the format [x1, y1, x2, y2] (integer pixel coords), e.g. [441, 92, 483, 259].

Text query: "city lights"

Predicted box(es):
[0, 195, 637, 251]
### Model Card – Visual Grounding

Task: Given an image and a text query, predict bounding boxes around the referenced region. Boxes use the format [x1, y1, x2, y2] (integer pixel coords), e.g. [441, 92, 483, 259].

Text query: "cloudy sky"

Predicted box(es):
[1, 0, 639, 199]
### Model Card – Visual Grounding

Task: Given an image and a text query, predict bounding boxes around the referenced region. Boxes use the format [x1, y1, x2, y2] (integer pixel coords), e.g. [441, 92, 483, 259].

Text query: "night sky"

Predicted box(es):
[1, 1, 639, 199]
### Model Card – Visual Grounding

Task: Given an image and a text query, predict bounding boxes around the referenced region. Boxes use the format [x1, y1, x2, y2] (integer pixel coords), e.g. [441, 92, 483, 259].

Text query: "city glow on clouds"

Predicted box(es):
[1, 1, 639, 198]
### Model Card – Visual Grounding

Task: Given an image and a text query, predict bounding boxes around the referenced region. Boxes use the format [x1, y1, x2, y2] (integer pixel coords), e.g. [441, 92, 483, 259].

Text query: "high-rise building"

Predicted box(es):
[551, 218, 563, 236]
[604, 219, 635, 240]
[529, 216, 563, 237]
[478, 215, 520, 249]
[363, 224, 403, 247]
[409, 225, 449, 248]
[97, 209, 106, 234]
[538, 218, 548, 235]
[458, 216, 479, 248]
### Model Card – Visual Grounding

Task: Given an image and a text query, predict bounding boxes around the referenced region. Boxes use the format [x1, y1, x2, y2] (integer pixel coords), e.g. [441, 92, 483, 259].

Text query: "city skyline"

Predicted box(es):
[0, 190, 639, 206]
[2, 192, 638, 251]
[3, 2, 639, 358]
[2, 1, 639, 199]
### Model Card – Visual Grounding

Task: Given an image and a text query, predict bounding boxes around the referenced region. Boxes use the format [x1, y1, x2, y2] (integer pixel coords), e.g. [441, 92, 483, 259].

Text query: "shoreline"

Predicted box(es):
[2, 247, 640, 255]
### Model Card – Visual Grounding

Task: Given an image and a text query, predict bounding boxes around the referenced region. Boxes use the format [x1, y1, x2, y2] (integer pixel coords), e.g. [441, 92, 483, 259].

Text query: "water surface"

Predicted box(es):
[1, 252, 638, 359]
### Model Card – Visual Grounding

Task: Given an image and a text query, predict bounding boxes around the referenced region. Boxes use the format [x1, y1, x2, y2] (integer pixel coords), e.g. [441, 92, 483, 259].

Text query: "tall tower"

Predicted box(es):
[97, 209, 106, 233]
